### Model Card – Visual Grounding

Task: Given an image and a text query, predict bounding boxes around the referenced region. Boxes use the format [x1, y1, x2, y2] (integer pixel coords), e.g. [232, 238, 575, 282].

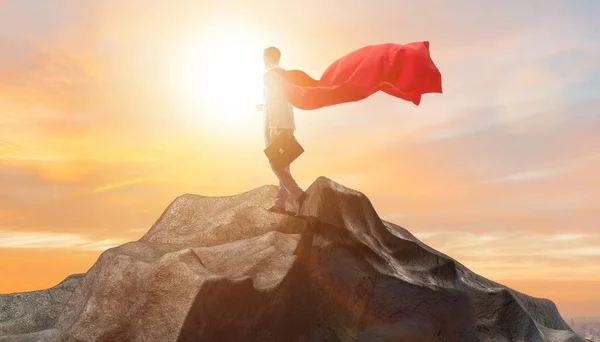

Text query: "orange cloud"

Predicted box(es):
[91, 178, 148, 193]
[0, 230, 125, 251]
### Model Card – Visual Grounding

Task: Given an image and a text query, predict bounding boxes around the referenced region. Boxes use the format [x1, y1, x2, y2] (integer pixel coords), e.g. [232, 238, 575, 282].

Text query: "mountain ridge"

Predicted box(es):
[0, 176, 585, 341]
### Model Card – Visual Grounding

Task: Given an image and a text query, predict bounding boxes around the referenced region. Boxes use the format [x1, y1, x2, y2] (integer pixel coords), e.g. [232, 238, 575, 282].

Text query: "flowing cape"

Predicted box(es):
[274, 41, 442, 110]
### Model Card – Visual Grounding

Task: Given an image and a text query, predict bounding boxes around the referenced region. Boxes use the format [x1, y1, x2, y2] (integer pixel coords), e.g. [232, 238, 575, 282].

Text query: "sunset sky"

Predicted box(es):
[1, 0, 599, 318]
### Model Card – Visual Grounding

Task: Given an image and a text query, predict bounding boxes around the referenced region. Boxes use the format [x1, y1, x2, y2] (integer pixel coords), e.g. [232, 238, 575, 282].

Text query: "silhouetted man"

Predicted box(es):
[256, 47, 308, 216]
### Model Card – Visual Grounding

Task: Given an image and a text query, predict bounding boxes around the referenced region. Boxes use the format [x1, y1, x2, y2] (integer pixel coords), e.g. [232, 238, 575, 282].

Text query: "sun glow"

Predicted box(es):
[173, 26, 266, 125]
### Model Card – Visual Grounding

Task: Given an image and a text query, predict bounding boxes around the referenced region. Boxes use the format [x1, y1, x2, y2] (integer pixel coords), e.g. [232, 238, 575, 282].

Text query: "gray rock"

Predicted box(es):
[0, 274, 83, 339]
[1, 177, 586, 341]
[0, 329, 61, 342]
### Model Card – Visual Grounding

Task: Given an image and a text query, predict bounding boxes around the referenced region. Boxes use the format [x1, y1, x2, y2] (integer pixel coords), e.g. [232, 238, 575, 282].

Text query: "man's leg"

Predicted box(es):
[270, 162, 304, 201]
[272, 179, 288, 209]
[267, 128, 309, 216]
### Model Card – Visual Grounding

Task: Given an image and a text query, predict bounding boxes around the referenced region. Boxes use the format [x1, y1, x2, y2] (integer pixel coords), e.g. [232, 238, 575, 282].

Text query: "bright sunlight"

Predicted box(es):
[173, 24, 267, 125]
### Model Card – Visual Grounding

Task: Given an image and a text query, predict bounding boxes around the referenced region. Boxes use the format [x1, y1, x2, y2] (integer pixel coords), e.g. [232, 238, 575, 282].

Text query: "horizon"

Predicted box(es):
[1, 0, 599, 319]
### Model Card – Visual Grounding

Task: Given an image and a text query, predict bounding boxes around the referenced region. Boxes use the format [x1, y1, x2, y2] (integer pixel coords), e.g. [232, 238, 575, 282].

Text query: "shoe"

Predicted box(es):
[268, 205, 286, 214]
[295, 192, 309, 218]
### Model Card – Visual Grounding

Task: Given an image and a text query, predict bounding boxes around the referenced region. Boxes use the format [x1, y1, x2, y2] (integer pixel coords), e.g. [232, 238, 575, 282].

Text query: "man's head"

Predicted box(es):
[263, 46, 281, 69]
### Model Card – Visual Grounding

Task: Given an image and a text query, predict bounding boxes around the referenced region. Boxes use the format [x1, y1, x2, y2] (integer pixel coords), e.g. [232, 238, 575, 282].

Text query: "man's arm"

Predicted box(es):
[263, 71, 284, 115]
[255, 71, 278, 112]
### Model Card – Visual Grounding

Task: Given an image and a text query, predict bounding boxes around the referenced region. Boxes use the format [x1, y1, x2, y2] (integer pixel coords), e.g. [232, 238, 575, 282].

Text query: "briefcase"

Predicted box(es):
[264, 130, 304, 168]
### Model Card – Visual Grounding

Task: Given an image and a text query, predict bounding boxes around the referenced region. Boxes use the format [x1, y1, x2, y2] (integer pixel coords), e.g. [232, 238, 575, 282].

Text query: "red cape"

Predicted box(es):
[274, 41, 442, 110]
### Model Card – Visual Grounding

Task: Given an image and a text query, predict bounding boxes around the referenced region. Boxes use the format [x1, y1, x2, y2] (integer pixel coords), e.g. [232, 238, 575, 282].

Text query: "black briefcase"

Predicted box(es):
[264, 130, 304, 168]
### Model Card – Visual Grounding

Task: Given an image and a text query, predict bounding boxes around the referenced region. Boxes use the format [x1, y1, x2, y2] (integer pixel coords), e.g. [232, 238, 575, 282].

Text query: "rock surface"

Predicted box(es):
[0, 274, 83, 342]
[0, 177, 585, 341]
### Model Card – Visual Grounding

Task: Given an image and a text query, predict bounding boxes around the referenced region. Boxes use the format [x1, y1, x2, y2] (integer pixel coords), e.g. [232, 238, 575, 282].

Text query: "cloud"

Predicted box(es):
[129, 209, 149, 214]
[548, 234, 588, 241]
[0, 167, 78, 207]
[413, 230, 600, 280]
[0, 161, 168, 241]
[0, 140, 21, 155]
[486, 167, 565, 183]
[381, 212, 410, 220]
[0, 37, 100, 110]
[0, 230, 125, 251]
[92, 178, 148, 193]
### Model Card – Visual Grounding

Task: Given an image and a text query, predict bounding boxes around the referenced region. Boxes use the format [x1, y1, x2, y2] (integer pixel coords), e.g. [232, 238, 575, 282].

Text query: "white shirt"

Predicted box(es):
[263, 65, 295, 145]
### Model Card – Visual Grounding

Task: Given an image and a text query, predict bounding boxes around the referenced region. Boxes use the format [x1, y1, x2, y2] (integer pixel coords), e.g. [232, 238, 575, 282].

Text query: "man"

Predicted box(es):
[256, 46, 308, 217]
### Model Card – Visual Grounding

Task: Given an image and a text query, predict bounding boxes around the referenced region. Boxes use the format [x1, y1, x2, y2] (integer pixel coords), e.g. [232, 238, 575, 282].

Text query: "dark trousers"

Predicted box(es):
[266, 128, 304, 207]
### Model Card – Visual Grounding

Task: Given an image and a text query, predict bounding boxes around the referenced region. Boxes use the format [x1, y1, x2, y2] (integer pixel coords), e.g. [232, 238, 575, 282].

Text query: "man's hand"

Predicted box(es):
[255, 104, 264, 111]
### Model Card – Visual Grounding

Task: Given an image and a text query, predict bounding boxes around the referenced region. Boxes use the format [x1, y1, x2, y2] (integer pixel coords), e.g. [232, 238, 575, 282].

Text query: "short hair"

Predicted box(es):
[263, 46, 281, 64]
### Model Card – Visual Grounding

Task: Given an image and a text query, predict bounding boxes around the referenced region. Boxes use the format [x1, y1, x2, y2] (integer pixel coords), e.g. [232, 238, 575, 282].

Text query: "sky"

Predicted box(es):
[0, 0, 599, 318]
